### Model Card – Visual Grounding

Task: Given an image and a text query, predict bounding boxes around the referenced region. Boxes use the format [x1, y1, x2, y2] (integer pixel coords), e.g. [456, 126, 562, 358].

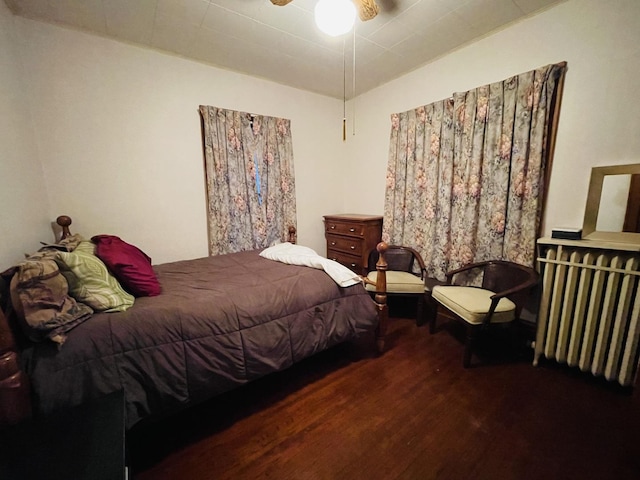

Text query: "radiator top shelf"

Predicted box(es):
[538, 237, 640, 253]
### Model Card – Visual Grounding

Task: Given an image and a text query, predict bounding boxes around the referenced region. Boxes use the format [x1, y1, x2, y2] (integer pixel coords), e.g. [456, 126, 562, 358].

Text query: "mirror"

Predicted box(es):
[596, 174, 632, 231]
[583, 163, 640, 243]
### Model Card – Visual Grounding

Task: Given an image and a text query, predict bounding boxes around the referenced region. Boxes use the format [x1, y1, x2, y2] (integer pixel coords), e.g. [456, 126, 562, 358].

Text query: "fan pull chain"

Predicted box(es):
[352, 25, 356, 136]
[343, 37, 347, 141]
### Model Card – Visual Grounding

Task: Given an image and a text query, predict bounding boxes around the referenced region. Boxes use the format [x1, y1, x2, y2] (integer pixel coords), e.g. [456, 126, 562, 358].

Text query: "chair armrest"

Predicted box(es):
[397, 246, 426, 269]
[361, 275, 375, 287]
[481, 275, 538, 326]
[489, 277, 539, 300]
[481, 297, 503, 327]
[444, 261, 492, 284]
[404, 246, 427, 280]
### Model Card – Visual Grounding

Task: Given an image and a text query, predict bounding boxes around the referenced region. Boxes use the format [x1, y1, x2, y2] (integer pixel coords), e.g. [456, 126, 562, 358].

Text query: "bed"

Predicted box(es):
[0, 216, 390, 429]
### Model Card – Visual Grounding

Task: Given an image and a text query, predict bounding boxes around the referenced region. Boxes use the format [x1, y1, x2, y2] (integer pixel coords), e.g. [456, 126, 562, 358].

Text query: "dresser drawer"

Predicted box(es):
[326, 234, 363, 255]
[325, 220, 366, 238]
[327, 249, 363, 272]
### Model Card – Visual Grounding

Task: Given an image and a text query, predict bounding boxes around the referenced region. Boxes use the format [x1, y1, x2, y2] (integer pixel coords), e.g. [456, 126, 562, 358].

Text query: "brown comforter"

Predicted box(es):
[22, 249, 378, 428]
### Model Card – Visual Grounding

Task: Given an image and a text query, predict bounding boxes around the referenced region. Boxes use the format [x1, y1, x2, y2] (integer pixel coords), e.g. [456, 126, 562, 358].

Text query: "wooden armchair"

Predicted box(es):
[430, 260, 539, 368]
[363, 245, 427, 325]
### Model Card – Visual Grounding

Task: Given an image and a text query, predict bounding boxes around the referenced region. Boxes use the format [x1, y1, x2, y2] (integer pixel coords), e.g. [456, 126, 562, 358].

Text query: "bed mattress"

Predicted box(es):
[22, 249, 378, 428]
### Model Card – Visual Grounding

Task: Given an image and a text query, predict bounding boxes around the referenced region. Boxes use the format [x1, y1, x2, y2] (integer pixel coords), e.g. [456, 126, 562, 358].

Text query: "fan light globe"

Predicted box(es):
[314, 0, 357, 36]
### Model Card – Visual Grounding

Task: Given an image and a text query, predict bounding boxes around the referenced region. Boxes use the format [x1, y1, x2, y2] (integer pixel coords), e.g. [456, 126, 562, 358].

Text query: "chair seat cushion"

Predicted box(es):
[365, 271, 424, 294]
[431, 286, 516, 325]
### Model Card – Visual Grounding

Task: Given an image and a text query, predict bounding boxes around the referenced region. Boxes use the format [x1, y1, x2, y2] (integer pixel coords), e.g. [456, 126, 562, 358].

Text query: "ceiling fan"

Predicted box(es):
[270, 0, 381, 22]
[271, 0, 395, 138]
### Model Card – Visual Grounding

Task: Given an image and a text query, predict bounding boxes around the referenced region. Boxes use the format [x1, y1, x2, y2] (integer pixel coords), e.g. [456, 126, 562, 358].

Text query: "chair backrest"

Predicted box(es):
[481, 261, 538, 313]
[481, 261, 536, 292]
[368, 245, 419, 273]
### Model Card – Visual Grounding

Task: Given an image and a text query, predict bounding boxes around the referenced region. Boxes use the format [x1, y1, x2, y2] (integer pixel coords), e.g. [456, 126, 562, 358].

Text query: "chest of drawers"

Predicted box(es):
[323, 214, 383, 275]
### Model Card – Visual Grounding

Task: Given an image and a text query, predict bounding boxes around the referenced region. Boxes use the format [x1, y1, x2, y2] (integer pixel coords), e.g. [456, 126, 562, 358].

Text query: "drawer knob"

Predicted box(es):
[350, 245, 355, 250]
[330, 225, 336, 229]
[331, 242, 336, 246]
[351, 263, 356, 267]
[349, 228, 355, 232]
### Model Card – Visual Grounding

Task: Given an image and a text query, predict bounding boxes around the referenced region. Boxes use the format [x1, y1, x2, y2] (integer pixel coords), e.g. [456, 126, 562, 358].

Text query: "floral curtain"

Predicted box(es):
[384, 62, 566, 280]
[199, 106, 297, 255]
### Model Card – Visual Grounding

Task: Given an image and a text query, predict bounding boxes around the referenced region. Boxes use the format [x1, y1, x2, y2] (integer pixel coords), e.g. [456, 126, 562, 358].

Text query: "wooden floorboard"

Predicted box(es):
[128, 313, 640, 480]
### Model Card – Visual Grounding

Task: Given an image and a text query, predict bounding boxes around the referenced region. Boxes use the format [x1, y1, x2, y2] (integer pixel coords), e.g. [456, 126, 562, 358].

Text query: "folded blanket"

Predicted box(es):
[260, 243, 362, 287]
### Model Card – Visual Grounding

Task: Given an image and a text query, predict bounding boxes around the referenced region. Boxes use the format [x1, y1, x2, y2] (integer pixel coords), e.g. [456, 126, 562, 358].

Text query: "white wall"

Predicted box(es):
[3, 0, 639, 268]
[12, 18, 347, 264]
[344, 0, 640, 238]
[0, 2, 51, 268]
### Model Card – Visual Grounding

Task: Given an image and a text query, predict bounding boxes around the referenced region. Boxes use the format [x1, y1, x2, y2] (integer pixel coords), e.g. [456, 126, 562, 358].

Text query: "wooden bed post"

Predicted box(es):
[56, 215, 73, 240]
[0, 309, 31, 426]
[288, 226, 297, 244]
[373, 241, 389, 353]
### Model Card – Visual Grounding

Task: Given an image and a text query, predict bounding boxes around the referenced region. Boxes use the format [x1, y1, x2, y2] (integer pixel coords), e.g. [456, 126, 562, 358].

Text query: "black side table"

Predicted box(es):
[0, 390, 126, 480]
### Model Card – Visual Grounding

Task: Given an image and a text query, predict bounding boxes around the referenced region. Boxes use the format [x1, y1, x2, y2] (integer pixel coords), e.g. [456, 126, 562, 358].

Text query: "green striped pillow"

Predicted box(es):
[55, 241, 134, 312]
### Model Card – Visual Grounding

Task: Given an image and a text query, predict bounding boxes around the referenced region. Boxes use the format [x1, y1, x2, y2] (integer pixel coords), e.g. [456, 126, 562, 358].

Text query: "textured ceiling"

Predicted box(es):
[4, 0, 566, 99]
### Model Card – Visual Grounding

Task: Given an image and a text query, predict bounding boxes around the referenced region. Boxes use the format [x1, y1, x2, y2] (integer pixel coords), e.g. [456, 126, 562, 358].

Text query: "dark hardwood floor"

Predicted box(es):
[128, 305, 640, 480]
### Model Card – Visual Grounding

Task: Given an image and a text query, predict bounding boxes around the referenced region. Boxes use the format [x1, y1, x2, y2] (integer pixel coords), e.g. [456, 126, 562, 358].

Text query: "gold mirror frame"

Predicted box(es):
[583, 163, 640, 243]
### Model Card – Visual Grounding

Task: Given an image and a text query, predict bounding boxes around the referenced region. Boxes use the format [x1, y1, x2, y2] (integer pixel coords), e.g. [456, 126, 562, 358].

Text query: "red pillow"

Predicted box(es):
[91, 235, 161, 297]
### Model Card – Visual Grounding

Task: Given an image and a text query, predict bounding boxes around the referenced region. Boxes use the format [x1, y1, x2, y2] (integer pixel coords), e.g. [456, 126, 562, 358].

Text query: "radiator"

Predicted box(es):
[533, 240, 640, 387]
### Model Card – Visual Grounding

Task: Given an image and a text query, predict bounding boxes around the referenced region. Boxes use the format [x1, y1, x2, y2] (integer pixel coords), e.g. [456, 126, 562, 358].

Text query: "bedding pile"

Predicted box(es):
[3, 235, 159, 346]
[18, 248, 379, 428]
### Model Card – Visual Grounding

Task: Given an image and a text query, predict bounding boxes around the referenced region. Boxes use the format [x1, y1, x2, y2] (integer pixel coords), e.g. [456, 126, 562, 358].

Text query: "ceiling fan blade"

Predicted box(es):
[354, 0, 380, 21]
[270, 0, 381, 22]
